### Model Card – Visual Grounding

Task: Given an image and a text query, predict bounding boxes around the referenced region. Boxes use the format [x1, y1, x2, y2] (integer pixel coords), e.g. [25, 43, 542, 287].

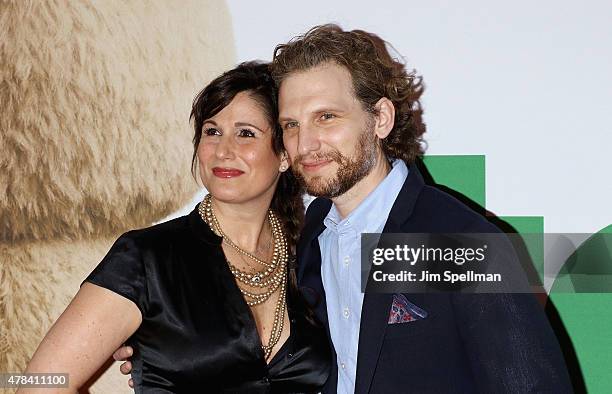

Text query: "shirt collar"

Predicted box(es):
[323, 160, 409, 236]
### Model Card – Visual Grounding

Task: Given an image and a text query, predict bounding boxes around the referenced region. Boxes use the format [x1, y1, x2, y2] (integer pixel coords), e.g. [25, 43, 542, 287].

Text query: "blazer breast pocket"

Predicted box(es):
[384, 317, 433, 340]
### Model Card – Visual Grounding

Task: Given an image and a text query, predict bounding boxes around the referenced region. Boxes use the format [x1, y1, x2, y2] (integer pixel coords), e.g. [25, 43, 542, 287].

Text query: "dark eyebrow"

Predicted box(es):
[235, 122, 266, 133]
[202, 120, 266, 133]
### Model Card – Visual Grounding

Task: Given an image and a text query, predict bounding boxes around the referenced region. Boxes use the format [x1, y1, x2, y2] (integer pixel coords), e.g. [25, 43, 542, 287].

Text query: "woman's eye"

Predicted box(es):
[321, 112, 335, 120]
[203, 127, 220, 136]
[238, 128, 256, 138]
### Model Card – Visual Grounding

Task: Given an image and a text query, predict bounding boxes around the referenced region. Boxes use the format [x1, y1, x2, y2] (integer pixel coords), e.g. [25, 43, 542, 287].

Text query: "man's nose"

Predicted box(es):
[215, 135, 235, 159]
[297, 124, 321, 156]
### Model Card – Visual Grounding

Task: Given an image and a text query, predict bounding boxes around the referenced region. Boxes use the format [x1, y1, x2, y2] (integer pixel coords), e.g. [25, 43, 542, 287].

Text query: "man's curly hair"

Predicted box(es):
[270, 24, 426, 164]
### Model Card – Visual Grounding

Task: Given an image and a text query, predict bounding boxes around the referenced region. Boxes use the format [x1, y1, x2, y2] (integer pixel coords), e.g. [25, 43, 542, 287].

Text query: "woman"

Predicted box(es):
[21, 62, 331, 393]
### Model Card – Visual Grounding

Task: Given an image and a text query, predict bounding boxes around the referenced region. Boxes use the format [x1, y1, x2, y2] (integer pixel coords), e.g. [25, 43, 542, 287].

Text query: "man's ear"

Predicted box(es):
[373, 97, 395, 139]
[279, 152, 290, 173]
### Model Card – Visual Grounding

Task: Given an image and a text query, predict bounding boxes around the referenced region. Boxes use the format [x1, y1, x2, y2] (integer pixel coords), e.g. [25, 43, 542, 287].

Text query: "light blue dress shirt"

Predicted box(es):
[318, 160, 408, 394]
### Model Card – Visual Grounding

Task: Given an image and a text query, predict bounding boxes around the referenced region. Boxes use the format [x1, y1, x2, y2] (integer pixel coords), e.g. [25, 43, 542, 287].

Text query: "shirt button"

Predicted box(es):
[343, 256, 350, 265]
[262, 377, 270, 384]
[343, 308, 350, 318]
[340, 362, 346, 369]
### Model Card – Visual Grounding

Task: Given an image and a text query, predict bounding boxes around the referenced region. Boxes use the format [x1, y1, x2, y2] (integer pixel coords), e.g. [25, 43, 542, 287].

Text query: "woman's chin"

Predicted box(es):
[206, 188, 246, 204]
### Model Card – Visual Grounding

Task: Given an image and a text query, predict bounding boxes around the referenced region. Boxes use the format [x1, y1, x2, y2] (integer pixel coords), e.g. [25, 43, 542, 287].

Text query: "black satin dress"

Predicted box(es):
[85, 205, 331, 393]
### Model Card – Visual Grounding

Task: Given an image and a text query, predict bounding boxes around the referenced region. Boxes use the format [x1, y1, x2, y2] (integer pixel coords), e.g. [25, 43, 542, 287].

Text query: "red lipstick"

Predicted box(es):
[212, 167, 244, 178]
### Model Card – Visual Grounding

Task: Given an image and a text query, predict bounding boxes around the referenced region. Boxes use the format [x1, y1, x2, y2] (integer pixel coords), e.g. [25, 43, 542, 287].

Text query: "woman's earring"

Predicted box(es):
[279, 163, 288, 172]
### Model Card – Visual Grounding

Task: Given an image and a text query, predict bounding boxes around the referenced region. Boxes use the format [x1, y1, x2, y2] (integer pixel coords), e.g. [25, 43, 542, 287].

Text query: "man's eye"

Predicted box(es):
[238, 129, 255, 138]
[320, 112, 335, 120]
[203, 127, 220, 136]
[283, 121, 299, 130]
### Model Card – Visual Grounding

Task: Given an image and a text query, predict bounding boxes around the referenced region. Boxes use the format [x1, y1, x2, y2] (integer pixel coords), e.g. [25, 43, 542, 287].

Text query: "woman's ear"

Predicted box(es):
[279, 152, 290, 172]
[373, 97, 395, 139]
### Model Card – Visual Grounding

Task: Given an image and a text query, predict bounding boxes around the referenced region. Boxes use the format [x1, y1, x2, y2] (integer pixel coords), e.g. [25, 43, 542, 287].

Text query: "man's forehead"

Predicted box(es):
[280, 62, 351, 90]
[278, 63, 356, 114]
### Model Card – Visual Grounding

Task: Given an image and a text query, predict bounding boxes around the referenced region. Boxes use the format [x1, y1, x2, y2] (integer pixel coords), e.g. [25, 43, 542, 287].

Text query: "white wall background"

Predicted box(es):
[217, 0, 611, 234]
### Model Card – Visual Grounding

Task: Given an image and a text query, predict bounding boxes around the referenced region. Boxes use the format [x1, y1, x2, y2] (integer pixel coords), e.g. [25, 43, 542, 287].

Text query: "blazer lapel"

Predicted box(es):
[355, 162, 426, 394]
[299, 237, 328, 325]
[355, 292, 393, 394]
[297, 201, 338, 393]
[354, 218, 401, 394]
[297, 198, 331, 325]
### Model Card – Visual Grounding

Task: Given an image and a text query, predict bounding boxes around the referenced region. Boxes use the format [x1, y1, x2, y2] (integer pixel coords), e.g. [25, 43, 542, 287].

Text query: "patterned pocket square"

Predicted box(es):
[388, 294, 428, 324]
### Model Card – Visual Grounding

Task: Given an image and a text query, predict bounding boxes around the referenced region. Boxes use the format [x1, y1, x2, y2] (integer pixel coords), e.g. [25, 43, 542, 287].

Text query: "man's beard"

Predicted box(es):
[294, 124, 378, 199]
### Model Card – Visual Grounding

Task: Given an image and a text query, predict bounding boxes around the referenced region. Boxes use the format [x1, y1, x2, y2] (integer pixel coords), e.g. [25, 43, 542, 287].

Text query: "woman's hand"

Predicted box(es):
[18, 283, 142, 393]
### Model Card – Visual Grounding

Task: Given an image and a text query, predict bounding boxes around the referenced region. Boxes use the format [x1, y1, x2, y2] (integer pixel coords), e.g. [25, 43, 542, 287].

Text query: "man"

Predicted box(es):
[270, 25, 571, 393]
[117, 24, 571, 393]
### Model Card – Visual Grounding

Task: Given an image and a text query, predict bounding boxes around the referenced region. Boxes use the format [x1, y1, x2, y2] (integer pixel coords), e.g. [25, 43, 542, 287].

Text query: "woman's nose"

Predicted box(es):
[215, 136, 236, 160]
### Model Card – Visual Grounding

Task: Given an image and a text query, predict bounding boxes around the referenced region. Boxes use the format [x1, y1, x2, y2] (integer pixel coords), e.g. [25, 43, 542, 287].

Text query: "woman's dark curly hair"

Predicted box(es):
[189, 61, 304, 252]
[271, 24, 426, 163]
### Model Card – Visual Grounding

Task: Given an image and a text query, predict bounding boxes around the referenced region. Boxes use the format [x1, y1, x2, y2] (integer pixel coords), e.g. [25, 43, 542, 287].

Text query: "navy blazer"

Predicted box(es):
[297, 162, 572, 393]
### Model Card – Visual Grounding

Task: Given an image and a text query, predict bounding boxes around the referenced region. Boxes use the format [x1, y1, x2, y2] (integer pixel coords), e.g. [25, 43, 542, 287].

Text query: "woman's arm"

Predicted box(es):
[18, 283, 142, 393]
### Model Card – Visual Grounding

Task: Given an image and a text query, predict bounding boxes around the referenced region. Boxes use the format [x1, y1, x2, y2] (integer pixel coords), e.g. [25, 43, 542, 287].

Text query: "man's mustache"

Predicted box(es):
[295, 151, 345, 166]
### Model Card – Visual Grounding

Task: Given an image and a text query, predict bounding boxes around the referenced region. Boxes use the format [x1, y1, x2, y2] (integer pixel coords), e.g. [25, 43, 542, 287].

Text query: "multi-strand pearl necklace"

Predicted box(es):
[198, 194, 287, 360]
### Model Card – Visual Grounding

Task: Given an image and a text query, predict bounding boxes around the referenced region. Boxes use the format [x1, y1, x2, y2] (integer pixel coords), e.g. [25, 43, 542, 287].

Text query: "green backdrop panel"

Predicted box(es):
[549, 293, 612, 393]
[422, 155, 486, 207]
[499, 216, 545, 284]
[423, 154, 611, 393]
